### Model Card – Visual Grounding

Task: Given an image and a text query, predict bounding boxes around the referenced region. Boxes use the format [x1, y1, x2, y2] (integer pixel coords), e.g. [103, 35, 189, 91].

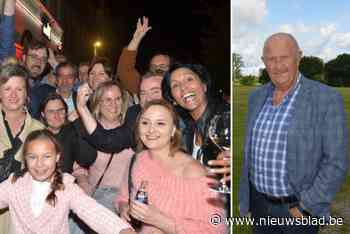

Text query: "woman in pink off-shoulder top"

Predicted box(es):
[116, 100, 226, 234]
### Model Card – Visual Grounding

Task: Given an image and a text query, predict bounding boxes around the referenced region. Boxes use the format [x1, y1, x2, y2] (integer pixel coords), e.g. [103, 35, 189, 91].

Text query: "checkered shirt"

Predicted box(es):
[250, 76, 301, 196]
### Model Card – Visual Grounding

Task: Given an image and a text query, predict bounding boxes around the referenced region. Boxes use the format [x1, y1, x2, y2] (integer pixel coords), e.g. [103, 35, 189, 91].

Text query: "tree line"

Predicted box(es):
[233, 53, 350, 87]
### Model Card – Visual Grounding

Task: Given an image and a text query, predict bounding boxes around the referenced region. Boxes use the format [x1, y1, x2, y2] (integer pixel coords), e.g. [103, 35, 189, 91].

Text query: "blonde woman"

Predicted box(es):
[0, 64, 44, 232]
[73, 81, 134, 234]
[117, 100, 226, 234]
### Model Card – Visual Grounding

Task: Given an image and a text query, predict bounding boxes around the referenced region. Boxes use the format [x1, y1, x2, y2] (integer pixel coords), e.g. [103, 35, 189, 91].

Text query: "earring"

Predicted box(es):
[22, 105, 28, 113]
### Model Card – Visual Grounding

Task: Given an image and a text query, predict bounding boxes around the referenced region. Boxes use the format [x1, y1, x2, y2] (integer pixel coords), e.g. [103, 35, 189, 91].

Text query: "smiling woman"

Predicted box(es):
[71, 80, 134, 233]
[39, 93, 97, 174]
[0, 63, 44, 233]
[162, 63, 230, 166]
[116, 99, 226, 234]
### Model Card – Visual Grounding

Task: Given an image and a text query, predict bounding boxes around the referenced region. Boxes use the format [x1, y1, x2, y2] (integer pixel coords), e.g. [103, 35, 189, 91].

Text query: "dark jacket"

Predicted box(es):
[30, 84, 78, 120]
[55, 121, 97, 173]
[30, 84, 56, 119]
[180, 98, 230, 166]
[124, 104, 141, 131]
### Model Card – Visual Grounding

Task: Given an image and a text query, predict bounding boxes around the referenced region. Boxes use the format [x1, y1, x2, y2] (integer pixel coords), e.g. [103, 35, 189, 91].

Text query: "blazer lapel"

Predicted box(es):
[288, 75, 312, 131]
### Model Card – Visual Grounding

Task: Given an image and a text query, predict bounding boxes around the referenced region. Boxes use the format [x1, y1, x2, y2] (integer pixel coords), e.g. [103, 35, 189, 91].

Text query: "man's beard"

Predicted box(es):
[29, 65, 43, 78]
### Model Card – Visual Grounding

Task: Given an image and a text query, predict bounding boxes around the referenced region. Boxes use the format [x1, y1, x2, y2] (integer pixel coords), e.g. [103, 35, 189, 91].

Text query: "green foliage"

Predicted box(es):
[325, 54, 350, 87]
[239, 75, 256, 86]
[233, 53, 244, 80]
[299, 56, 325, 82]
[258, 68, 270, 85]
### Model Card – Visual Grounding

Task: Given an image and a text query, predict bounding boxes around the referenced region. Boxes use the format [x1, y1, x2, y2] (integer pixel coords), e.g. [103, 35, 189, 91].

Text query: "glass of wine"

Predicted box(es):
[208, 111, 231, 194]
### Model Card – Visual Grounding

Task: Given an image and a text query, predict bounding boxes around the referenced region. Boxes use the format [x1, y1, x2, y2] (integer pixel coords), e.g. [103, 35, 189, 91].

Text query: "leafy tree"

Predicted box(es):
[258, 68, 270, 85]
[239, 75, 256, 86]
[325, 53, 350, 87]
[233, 53, 244, 80]
[299, 56, 324, 82]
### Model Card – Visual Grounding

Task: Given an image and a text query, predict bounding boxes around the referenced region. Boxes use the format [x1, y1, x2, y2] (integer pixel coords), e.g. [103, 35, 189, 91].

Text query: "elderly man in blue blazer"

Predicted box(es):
[239, 32, 348, 233]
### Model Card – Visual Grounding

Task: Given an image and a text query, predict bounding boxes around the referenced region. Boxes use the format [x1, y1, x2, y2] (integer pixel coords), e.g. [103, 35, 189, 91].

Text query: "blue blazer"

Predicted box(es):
[239, 75, 349, 217]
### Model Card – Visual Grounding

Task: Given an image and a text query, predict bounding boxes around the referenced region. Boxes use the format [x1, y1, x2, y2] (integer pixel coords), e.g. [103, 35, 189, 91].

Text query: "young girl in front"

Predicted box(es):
[0, 129, 135, 234]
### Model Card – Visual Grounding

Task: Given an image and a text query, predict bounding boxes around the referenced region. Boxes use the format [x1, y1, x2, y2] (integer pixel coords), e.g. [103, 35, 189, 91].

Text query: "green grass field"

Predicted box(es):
[232, 86, 350, 234]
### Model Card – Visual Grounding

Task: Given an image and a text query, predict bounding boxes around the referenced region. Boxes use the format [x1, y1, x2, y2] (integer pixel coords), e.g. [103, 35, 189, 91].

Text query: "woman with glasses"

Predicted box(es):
[0, 63, 44, 233]
[73, 81, 134, 233]
[40, 93, 97, 173]
[74, 80, 133, 207]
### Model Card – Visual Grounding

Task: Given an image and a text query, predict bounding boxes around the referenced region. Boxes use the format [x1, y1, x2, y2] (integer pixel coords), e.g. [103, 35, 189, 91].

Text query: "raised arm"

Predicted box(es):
[0, 0, 16, 61]
[77, 83, 134, 153]
[117, 16, 152, 94]
[76, 83, 96, 134]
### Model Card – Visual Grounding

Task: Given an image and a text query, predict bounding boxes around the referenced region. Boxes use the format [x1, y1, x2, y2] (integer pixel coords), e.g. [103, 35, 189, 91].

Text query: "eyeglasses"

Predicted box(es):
[45, 108, 66, 116]
[27, 54, 48, 63]
[101, 97, 122, 105]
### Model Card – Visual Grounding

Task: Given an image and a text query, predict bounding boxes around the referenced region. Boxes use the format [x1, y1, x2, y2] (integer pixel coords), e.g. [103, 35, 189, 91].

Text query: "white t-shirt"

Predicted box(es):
[30, 180, 51, 217]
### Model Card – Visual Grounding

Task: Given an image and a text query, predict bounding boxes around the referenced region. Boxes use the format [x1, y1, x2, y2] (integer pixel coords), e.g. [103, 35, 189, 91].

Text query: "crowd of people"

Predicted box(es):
[0, 1, 231, 233]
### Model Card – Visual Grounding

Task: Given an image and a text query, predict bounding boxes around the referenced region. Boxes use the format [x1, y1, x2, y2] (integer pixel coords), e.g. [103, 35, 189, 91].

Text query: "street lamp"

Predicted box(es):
[93, 41, 102, 57]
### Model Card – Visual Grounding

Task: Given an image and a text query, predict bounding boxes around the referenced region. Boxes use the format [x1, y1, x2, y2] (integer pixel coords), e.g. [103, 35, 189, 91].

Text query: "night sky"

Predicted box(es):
[80, 0, 230, 95]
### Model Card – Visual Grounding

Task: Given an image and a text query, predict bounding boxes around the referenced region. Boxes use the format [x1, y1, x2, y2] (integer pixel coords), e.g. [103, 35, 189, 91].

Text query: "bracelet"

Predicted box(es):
[298, 203, 312, 216]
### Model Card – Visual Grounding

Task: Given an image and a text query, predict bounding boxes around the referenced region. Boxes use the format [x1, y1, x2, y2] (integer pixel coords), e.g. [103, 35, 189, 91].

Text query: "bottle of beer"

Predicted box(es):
[131, 180, 148, 230]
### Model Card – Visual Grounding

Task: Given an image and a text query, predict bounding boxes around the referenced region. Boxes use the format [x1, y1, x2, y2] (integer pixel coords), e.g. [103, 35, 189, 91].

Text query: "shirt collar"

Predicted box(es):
[268, 72, 302, 98]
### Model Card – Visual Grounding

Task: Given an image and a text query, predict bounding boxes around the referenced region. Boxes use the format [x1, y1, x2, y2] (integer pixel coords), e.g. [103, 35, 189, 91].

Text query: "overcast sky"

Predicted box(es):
[232, 0, 350, 75]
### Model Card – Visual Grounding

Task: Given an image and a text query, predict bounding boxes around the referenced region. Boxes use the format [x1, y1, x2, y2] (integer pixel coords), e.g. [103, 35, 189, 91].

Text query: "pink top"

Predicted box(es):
[74, 148, 134, 195]
[0, 173, 131, 234]
[116, 150, 226, 234]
